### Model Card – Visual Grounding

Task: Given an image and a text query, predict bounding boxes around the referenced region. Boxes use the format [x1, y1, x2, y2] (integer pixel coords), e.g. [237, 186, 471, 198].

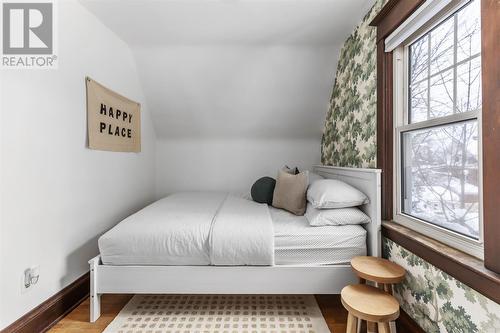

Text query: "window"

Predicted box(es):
[393, 0, 483, 258]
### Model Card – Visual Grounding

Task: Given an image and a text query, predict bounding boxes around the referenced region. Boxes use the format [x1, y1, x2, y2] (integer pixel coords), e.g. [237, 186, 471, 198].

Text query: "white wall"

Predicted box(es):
[156, 138, 320, 197]
[147, 45, 335, 196]
[134, 45, 338, 140]
[0, 0, 156, 328]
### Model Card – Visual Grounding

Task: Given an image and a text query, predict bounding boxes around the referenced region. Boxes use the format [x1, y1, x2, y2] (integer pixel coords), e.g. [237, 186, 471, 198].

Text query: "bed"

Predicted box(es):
[88, 165, 381, 322]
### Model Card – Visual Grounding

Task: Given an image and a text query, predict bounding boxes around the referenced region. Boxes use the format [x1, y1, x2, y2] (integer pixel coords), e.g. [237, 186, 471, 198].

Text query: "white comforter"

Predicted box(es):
[98, 192, 274, 266]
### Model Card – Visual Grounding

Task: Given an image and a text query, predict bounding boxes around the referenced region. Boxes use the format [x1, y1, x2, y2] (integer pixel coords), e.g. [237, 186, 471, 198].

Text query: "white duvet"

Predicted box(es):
[98, 192, 274, 266]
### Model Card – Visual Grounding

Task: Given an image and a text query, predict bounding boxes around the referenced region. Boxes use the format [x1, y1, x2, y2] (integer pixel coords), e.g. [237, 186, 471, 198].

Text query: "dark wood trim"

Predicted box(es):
[396, 308, 426, 333]
[383, 222, 500, 304]
[376, 40, 394, 220]
[481, 0, 500, 273]
[369, 0, 399, 27]
[370, 0, 425, 41]
[1, 272, 90, 333]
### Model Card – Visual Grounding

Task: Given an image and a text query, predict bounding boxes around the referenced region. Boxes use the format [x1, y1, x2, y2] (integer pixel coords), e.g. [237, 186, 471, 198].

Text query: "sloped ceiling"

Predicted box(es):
[80, 0, 374, 139]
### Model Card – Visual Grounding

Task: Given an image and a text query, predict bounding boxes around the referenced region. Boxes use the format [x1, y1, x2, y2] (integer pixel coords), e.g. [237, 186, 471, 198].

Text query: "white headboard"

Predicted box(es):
[312, 165, 382, 257]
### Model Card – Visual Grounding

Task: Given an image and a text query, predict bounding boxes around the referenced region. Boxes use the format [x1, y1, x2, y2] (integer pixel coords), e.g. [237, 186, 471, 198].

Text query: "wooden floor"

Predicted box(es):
[48, 294, 349, 333]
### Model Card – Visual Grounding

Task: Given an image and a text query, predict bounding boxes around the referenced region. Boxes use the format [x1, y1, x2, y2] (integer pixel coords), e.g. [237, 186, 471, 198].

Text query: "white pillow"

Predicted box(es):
[305, 204, 370, 226]
[307, 179, 369, 209]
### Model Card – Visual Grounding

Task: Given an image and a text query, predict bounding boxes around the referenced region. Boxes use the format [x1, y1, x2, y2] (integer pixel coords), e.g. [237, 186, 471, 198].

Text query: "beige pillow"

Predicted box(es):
[272, 170, 308, 215]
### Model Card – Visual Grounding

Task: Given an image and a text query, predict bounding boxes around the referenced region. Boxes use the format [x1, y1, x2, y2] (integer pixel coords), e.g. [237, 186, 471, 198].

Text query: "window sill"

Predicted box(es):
[382, 221, 500, 303]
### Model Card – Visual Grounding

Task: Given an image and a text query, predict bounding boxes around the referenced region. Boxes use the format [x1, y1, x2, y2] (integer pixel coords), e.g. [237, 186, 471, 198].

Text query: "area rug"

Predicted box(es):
[103, 294, 331, 333]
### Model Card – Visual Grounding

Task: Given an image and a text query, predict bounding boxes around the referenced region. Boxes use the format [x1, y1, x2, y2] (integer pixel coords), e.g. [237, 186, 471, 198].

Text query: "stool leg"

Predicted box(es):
[367, 321, 377, 333]
[384, 284, 397, 333]
[378, 322, 390, 333]
[357, 278, 366, 333]
[389, 321, 397, 333]
[346, 313, 358, 333]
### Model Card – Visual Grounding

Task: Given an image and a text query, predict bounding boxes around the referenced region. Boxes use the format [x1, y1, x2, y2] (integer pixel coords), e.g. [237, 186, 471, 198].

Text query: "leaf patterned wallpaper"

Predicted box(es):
[320, 0, 385, 168]
[384, 239, 500, 332]
[321, 1, 500, 331]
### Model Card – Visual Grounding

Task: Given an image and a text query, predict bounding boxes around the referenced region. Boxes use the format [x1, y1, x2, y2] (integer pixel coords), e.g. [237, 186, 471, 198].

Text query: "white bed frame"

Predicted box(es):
[88, 165, 381, 322]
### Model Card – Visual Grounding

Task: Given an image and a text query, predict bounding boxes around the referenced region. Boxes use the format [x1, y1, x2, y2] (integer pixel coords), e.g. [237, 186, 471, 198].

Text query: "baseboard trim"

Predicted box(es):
[1, 272, 90, 333]
[396, 308, 425, 333]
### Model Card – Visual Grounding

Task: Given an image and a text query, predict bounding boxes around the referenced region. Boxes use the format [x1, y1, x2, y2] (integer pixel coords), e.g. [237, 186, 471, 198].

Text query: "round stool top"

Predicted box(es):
[351, 256, 405, 284]
[341, 284, 400, 322]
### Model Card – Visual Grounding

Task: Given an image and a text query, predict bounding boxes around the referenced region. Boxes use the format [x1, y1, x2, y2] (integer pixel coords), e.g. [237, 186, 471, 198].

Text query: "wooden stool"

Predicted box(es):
[351, 256, 405, 289]
[351, 256, 405, 333]
[341, 284, 400, 333]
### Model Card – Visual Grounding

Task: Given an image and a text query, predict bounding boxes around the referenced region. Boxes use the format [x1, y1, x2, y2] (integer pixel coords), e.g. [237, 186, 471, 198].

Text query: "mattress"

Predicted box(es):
[99, 198, 367, 266]
[270, 207, 367, 265]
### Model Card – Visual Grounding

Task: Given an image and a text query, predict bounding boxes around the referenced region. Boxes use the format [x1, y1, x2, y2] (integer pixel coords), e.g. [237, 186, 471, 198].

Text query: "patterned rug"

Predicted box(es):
[103, 294, 331, 333]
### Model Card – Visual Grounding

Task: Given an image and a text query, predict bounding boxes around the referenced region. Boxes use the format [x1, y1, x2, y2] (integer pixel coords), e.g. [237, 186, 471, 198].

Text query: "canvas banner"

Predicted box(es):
[86, 77, 141, 152]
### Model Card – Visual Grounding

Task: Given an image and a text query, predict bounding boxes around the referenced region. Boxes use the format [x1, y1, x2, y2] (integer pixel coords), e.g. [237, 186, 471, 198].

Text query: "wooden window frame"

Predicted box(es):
[370, 0, 500, 300]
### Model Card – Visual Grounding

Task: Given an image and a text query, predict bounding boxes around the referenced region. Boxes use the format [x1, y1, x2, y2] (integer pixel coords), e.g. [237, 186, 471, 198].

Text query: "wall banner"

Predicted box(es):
[86, 77, 141, 152]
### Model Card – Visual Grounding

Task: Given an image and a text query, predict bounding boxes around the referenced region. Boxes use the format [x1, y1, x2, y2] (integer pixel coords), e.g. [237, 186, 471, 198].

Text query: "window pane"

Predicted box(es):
[457, 0, 481, 62]
[457, 56, 481, 113]
[430, 16, 454, 74]
[401, 120, 479, 239]
[429, 69, 454, 118]
[408, 0, 481, 124]
[410, 35, 429, 84]
[409, 80, 428, 122]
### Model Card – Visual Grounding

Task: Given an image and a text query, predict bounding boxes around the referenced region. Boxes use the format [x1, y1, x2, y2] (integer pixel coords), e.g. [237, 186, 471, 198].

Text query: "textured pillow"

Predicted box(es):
[305, 203, 370, 226]
[251, 177, 276, 205]
[307, 179, 369, 209]
[272, 170, 308, 215]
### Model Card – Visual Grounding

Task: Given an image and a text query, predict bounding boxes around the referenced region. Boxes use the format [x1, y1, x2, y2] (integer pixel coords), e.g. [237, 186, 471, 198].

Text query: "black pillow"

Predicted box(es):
[251, 177, 276, 205]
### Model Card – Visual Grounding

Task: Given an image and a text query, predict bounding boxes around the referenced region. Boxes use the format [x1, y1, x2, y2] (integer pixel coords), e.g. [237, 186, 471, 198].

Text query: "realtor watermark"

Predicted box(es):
[1, 0, 57, 69]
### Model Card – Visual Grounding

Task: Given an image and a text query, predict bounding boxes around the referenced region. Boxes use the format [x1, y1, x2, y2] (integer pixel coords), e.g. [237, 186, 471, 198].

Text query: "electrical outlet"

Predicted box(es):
[21, 265, 40, 294]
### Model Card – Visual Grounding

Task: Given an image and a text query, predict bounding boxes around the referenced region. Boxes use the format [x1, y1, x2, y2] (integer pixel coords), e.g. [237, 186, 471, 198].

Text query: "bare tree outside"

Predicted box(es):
[402, 0, 481, 239]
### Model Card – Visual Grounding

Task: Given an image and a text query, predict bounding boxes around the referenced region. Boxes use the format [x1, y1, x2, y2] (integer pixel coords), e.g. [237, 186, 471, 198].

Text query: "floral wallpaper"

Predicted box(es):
[320, 0, 386, 168]
[384, 238, 500, 332]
